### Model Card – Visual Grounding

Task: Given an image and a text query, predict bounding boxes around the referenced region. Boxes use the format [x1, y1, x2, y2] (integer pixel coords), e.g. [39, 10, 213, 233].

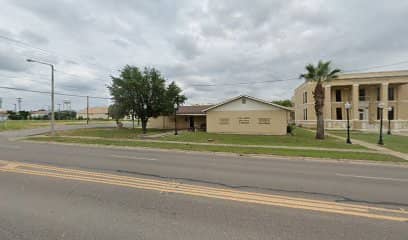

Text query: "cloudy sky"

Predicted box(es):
[1, 0, 408, 111]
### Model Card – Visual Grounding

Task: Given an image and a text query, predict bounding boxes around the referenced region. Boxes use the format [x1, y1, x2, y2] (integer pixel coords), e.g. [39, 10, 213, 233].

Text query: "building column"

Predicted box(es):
[324, 85, 331, 120]
[381, 82, 389, 120]
[352, 84, 359, 121]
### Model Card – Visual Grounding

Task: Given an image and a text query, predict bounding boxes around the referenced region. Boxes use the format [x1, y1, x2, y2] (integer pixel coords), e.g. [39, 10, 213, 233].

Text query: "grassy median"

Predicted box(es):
[54, 127, 168, 138]
[55, 127, 367, 150]
[329, 130, 408, 153]
[26, 136, 405, 162]
[161, 128, 366, 149]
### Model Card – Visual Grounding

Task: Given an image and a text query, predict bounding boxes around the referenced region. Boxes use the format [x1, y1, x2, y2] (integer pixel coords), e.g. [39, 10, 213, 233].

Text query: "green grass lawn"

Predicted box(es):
[55, 127, 168, 138]
[26, 136, 404, 162]
[0, 120, 53, 131]
[0, 120, 118, 131]
[161, 128, 365, 149]
[329, 130, 408, 153]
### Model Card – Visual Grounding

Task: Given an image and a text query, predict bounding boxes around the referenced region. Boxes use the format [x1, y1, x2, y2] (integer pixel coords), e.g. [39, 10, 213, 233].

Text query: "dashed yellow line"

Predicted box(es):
[0, 160, 407, 222]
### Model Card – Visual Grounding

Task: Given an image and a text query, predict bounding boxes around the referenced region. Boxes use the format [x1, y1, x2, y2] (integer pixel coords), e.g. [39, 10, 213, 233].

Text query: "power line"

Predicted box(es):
[0, 86, 112, 100]
[0, 34, 113, 73]
[189, 77, 300, 87]
[343, 60, 408, 73]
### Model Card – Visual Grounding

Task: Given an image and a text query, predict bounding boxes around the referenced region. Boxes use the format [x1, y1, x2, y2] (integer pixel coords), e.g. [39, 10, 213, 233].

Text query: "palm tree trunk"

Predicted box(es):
[314, 82, 325, 139]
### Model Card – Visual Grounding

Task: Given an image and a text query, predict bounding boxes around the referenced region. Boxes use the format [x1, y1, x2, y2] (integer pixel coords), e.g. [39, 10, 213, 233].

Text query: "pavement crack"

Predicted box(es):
[116, 169, 408, 209]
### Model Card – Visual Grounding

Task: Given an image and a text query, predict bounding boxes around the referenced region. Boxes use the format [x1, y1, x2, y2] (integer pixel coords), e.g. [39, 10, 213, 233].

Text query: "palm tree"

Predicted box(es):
[300, 60, 341, 139]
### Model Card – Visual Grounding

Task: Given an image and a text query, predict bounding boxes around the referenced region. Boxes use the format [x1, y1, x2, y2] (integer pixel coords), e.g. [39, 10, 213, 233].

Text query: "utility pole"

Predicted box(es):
[86, 96, 89, 125]
[16, 97, 22, 112]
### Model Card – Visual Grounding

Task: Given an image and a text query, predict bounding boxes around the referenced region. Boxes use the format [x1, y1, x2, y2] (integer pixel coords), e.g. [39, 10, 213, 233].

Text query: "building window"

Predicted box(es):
[219, 118, 229, 125]
[336, 108, 343, 120]
[242, 98, 246, 104]
[258, 118, 271, 124]
[359, 89, 366, 101]
[377, 87, 381, 101]
[388, 87, 395, 101]
[238, 117, 250, 124]
[303, 108, 308, 120]
[388, 107, 395, 120]
[335, 89, 342, 102]
[303, 91, 308, 104]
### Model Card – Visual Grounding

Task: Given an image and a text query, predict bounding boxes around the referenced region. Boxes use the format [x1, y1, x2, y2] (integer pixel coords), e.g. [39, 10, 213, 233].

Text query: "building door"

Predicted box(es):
[358, 108, 367, 120]
[189, 116, 195, 130]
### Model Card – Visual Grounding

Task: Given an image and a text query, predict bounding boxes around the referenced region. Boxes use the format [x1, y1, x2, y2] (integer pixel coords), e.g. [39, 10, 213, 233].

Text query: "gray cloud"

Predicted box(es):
[0, 48, 29, 72]
[19, 30, 48, 45]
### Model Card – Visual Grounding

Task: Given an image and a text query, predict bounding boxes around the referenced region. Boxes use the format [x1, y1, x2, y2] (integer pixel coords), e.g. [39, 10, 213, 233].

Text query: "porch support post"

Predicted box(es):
[352, 84, 359, 121]
[324, 85, 332, 121]
[381, 82, 389, 121]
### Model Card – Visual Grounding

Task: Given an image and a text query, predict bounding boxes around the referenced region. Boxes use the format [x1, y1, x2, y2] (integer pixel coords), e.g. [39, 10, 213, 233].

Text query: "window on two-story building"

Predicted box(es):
[359, 88, 366, 101]
[388, 87, 395, 101]
[335, 89, 342, 102]
[376, 87, 381, 101]
[303, 108, 308, 120]
[336, 108, 343, 120]
[303, 91, 308, 104]
[388, 107, 395, 120]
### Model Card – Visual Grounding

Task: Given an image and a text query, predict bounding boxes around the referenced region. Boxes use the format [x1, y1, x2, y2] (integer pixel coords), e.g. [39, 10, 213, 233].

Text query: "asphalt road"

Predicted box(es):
[0, 130, 408, 239]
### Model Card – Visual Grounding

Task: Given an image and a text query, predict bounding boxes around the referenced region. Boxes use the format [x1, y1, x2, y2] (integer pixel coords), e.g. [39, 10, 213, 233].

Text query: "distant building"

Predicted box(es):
[0, 109, 7, 121]
[30, 110, 49, 119]
[78, 107, 109, 119]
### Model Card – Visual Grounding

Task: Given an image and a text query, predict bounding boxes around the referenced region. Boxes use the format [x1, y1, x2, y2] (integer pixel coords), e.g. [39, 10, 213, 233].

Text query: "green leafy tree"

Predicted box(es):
[108, 103, 127, 125]
[163, 81, 187, 115]
[300, 60, 340, 139]
[109, 65, 186, 133]
[272, 99, 293, 107]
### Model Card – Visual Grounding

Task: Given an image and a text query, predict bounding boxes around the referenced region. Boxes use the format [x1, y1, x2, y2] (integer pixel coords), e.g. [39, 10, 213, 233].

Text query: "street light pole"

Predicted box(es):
[27, 59, 55, 136]
[174, 96, 179, 135]
[378, 102, 384, 145]
[345, 102, 352, 144]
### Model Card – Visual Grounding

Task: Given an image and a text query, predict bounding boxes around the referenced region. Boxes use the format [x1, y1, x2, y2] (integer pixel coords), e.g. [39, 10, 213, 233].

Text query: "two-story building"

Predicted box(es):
[293, 70, 408, 130]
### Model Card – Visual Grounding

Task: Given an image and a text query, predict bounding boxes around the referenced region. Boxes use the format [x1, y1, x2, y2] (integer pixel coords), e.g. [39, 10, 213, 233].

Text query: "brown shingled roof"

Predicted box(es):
[176, 105, 213, 115]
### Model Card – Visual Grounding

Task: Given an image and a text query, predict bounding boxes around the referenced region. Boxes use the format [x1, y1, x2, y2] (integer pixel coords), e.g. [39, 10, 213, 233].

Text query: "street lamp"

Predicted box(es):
[174, 99, 179, 135]
[387, 106, 392, 135]
[378, 102, 385, 145]
[345, 102, 352, 144]
[26, 58, 55, 136]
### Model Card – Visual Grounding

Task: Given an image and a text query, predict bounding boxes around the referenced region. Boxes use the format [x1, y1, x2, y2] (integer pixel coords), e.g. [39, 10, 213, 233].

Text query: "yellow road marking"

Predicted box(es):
[0, 160, 407, 222]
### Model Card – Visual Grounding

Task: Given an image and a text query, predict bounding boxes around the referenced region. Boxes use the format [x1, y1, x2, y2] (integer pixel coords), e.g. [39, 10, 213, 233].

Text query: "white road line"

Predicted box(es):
[110, 154, 157, 161]
[336, 173, 408, 182]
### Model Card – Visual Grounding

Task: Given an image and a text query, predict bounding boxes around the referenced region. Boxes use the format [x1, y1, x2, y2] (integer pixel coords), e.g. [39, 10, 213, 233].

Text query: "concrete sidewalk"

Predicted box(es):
[325, 132, 408, 161]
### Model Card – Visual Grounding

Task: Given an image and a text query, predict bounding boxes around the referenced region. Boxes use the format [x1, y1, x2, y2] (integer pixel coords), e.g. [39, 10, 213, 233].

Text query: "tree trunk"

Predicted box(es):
[132, 114, 135, 129]
[141, 118, 147, 134]
[313, 82, 325, 139]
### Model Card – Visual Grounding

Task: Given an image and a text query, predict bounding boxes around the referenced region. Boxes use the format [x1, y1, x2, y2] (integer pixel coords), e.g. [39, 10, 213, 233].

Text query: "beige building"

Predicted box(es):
[293, 70, 408, 130]
[148, 95, 293, 135]
[78, 107, 109, 120]
[204, 95, 293, 135]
